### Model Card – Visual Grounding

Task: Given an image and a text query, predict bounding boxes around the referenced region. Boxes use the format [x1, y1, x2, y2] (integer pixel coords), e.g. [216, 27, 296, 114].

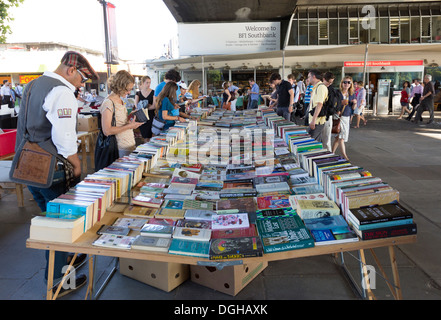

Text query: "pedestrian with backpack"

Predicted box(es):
[321, 72, 338, 151]
[307, 69, 328, 143]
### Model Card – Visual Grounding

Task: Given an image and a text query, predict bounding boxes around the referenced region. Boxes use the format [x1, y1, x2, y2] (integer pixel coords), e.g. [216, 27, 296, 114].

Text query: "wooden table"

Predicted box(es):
[26, 211, 417, 300]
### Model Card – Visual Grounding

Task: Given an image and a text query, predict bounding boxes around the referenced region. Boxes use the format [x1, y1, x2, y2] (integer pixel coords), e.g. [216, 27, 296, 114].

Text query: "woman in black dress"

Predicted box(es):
[134, 76, 155, 142]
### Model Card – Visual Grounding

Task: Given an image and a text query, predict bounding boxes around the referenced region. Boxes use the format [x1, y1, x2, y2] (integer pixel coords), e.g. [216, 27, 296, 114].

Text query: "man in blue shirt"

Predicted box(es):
[247, 78, 259, 109]
[154, 69, 181, 104]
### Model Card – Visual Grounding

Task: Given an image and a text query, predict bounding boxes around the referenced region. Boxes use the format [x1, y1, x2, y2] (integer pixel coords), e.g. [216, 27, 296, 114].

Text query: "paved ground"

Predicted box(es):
[1, 110, 440, 302]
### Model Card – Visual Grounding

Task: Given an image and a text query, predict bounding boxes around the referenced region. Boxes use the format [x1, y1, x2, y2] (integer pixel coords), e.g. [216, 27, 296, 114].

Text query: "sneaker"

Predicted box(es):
[53, 274, 87, 298]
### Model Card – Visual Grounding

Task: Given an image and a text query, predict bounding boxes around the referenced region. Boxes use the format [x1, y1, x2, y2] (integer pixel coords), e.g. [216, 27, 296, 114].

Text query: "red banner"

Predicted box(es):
[344, 60, 424, 67]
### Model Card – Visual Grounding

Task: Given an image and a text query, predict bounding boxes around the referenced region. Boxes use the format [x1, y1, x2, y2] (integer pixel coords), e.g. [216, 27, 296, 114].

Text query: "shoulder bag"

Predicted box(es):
[151, 106, 166, 136]
[94, 100, 119, 171]
[331, 104, 347, 134]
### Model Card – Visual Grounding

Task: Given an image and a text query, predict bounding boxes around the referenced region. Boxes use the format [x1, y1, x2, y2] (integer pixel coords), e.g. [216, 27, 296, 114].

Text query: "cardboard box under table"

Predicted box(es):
[119, 258, 190, 292]
[77, 116, 98, 132]
[190, 261, 268, 296]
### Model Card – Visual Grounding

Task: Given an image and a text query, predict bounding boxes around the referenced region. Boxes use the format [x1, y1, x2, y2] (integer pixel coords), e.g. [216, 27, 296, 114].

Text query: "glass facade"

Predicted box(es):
[288, 3, 441, 46]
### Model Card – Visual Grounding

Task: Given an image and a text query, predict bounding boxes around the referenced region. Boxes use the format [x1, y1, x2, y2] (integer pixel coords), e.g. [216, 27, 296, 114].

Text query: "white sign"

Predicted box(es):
[178, 22, 280, 56]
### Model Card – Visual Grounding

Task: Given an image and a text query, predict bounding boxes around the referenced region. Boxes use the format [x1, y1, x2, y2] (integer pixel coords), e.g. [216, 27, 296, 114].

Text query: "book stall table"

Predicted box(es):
[26, 107, 418, 300]
[26, 209, 416, 300]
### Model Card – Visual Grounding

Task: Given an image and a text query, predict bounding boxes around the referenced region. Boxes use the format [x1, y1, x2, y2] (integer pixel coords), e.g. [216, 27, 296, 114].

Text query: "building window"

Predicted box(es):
[411, 17, 421, 43]
[433, 16, 441, 42]
[287, 3, 441, 47]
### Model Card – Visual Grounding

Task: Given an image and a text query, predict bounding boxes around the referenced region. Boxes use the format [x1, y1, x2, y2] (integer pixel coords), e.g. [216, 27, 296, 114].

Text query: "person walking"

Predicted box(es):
[322, 72, 336, 152]
[414, 74, 435, 124]
[11, 51, 99, 297]
[353, 81, 367, 128]
[222, 81, 232, 110]
[99, 70, 144, 158]
[397, 81, 411, 119]
[406, 78, 423, 121]
[332, 76, 357, 161]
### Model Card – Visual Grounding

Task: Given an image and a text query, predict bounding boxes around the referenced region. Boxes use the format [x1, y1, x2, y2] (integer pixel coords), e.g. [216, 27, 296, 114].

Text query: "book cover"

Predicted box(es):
[211, 224, 257, 239]
[256, 215, 315, 253]
[131, 235, 171, 252]
[211, 213, 250, 230]
[170, 176, 199, 185]
[193, 190, 220, 201]
[155, 208, 186, 220]
[113, 217, 148, 230]
[139, 223, 174, 238]
[216, 198, 257, 214]
[92, 234, 135, 249]
[131, 195, 164, 208]
[348, 203, 413, 225]
[183, 199, 215, 211]
[176, 219, 211, 229]
[352, 223, 417, 240]
[168, 238, 210, 258]
[96, 224, 130, 236]
[123, 205, 157, 218]
[209, 236, 263, 260]
[295, 199, 341, 219]
[256, 195, 291, 210]
[256, 208, 297, 219]
[184, 209, 216, 221]
[303, 215, 359, 245]
[173, 227, 211, 242]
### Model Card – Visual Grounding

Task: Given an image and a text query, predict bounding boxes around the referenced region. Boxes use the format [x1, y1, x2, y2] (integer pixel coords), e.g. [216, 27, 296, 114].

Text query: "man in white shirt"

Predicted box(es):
[1, 80, 14, 108]
[14, 51, 99, 297]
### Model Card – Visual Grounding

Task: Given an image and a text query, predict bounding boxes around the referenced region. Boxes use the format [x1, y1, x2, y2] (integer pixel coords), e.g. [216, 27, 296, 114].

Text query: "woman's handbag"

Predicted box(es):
[331, 117, 341, 134]
[331, 104, 346, 134]
[151, 115, 166, 135]
[94, 101, 119, 171]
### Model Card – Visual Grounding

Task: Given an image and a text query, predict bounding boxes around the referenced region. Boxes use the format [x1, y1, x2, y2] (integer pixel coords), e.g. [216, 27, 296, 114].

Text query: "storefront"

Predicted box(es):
[343, 60, 425, 114]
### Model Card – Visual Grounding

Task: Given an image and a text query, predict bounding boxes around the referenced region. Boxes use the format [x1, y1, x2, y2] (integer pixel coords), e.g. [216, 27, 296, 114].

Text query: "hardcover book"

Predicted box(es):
[92, 234, 135, 249]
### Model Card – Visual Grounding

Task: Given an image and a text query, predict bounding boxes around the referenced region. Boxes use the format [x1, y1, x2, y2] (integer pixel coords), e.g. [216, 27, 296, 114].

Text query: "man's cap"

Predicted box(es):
[61, 51, 99, 80]
[178, 81, 188, 90]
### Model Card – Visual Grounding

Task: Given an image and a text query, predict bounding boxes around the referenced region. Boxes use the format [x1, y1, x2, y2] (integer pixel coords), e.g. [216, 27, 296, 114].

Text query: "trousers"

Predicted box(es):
[28, 169, 69, 282]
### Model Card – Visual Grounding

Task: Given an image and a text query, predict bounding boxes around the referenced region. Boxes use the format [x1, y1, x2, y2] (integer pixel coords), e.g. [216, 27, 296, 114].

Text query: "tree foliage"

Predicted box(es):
[0, 0, 24, 43]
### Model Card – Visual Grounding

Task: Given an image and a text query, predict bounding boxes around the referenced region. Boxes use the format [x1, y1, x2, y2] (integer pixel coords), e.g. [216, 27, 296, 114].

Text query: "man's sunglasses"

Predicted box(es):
[77, 69, 89, 83]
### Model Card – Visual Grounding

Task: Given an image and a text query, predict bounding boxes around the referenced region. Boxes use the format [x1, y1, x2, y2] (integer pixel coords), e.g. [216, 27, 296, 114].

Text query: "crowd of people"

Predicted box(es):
[264, 70, 371, 161]
[0, 80, 23, 110]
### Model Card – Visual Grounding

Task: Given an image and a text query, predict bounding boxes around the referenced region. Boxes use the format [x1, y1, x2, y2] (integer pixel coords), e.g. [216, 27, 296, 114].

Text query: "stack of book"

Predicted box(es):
[346, 203, 417, 240]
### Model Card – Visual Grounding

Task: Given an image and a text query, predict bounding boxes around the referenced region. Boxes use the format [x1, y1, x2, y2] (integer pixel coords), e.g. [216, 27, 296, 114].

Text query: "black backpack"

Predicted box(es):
[310, 83, 340, 119]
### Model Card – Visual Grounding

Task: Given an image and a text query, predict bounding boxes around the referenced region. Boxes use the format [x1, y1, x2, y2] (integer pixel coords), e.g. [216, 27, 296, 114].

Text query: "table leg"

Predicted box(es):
[15, 183, 24, 207]
[85, 255, 94, 300]
[389, 246, 403, 300]
[46, 250, 55, 300]
[359, 249, 376, 300]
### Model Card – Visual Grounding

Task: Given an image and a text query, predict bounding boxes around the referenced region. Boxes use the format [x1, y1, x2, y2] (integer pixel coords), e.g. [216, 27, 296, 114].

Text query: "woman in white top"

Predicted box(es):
[99, 70, 143, 157]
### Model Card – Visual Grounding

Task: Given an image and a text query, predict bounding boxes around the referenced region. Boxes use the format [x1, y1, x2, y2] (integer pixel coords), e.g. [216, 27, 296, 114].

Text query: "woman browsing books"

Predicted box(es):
[134, 76, 155, 142]
[99, 70, 144, 157]
[155, 82, 186, 131]
[332, 76, 356, 161]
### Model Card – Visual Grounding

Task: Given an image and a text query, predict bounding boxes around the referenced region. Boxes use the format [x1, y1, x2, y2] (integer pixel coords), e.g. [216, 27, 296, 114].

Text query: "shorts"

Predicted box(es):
[354, 106, 364, 115]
